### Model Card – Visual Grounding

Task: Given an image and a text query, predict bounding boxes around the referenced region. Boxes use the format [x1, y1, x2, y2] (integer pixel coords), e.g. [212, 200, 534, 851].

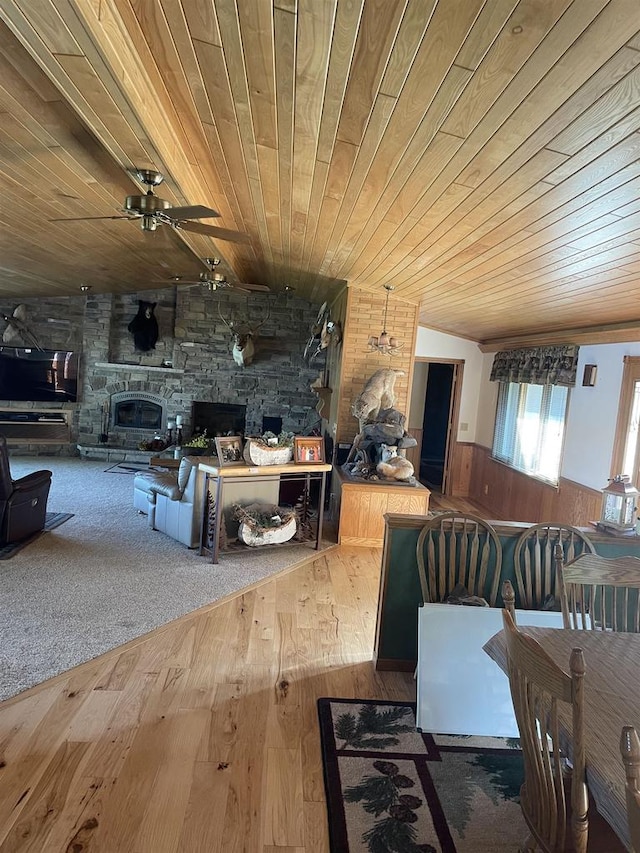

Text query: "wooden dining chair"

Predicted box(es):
[502, 610, 625, 852]
[513, 524, 596, 610]
[415, 512, 502, 606]
[555, 547, 640, 632]
[621, 726, 640, 853]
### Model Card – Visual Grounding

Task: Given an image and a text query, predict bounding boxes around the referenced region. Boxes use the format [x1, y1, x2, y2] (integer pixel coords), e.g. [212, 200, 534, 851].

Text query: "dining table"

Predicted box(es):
[484, 625, 640, 852]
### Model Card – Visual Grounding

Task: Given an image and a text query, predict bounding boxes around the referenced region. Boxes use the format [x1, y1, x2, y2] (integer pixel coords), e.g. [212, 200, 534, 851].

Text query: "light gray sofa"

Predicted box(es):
[133, 456, 203, 548]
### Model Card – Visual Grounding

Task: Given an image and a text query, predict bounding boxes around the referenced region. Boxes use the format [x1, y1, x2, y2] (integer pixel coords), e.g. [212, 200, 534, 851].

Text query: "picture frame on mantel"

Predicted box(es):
[215, 435, 244, 466]
[294, 436, 325, 464]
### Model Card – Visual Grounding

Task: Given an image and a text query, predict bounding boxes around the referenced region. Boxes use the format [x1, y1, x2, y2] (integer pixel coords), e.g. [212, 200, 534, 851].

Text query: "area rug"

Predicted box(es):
[0, 511, 74, 560]
[104, 461, 151, 474]
[318, 698, 526, 852]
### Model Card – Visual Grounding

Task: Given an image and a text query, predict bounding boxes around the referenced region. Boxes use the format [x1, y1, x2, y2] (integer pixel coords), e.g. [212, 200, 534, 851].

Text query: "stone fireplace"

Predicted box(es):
[0, 286, 324, 457]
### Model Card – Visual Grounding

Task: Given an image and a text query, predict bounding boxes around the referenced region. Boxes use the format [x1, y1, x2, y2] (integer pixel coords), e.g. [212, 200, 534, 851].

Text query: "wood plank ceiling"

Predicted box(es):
[0, 0, 640, 348]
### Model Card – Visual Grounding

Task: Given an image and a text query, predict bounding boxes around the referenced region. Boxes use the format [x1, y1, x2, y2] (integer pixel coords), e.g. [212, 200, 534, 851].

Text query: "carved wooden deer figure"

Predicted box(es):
[218, 300, 270, 367]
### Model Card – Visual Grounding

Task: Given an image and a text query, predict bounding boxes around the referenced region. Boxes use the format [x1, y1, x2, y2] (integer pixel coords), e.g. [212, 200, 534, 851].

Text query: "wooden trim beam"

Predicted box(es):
[480, 320, 640, 352]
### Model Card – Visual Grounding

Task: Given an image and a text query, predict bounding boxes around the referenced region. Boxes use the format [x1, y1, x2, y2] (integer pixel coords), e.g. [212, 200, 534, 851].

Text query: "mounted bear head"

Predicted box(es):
[127, 300, 159, 352]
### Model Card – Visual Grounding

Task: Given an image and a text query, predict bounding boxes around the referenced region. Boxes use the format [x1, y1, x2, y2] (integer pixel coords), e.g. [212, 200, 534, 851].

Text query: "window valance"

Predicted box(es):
[490, 344, 579, 386]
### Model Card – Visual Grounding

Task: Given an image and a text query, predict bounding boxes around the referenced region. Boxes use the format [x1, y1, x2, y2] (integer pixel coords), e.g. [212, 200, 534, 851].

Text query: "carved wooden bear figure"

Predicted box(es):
[128, 300, 159, 352]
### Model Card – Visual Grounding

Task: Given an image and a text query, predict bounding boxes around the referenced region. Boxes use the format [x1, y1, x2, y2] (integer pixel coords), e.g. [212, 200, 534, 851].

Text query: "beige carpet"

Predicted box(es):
[1, 456, 334, 701]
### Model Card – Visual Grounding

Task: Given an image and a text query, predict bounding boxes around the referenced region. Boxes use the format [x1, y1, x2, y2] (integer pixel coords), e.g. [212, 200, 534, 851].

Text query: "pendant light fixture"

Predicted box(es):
[367, 284, 403, 355]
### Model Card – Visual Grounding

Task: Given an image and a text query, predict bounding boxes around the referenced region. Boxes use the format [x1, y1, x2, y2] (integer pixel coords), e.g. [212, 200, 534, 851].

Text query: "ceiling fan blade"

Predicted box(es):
[176, 221, 251, 243]
[166, 204, 220, 220]
[49, 214, 135, 222]
[237, 283, 271, 292]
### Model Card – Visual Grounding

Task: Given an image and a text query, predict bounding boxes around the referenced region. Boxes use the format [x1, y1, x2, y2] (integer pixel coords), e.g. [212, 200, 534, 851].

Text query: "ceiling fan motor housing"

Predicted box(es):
[124, 193, 171, 216]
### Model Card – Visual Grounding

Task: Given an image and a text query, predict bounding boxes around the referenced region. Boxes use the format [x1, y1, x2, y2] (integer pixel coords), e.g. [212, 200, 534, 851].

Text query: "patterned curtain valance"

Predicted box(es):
[490, 344, 579, 386]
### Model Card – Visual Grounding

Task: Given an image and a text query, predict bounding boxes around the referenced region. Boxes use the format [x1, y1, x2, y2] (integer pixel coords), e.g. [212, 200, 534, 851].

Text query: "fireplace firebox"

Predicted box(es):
[192, 401, 246, 437]
[115, 400, 162, 430]
[110, 392, 167, 434]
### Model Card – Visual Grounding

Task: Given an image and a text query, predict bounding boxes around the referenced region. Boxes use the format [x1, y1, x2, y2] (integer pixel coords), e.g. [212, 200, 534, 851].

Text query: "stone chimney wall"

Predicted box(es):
[0, 286, 323, 453]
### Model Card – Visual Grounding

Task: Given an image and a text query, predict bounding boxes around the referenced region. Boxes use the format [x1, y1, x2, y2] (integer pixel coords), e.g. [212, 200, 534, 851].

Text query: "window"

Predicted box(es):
[492, 382, 569, 484]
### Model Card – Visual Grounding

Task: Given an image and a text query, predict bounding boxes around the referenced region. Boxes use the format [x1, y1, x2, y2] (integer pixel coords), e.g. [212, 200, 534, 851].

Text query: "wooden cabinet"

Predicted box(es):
[334, 468, 430, 547]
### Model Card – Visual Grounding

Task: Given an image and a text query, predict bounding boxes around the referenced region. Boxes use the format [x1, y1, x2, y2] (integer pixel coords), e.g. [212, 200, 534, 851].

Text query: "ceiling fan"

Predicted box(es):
[50, 169, 250, 243]
[176, 258, 270, 293]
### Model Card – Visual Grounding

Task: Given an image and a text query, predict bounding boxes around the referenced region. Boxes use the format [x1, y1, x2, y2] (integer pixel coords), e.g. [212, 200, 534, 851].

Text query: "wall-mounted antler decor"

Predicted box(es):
[2, 304, 42, 349]
[218, 299, 271, 367]
[304, 302, 341, 364]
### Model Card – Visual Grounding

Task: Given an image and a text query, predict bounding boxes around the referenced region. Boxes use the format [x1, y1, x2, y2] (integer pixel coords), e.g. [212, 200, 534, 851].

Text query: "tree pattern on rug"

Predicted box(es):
[345, 759, 434, 853]
[335, 704, 415, 750]
[319, 699, 527, 852]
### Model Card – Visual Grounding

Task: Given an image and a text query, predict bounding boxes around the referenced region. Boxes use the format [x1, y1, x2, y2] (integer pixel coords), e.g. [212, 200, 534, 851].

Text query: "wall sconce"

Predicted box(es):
[367, 284, 403, 356]
[582, 364, 597, 386]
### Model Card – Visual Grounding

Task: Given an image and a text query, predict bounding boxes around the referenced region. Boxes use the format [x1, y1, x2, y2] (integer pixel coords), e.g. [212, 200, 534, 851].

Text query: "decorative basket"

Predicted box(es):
[236, 502, 297, 546]
[243, 438, 293, 466]
[181, 445, 211, 456]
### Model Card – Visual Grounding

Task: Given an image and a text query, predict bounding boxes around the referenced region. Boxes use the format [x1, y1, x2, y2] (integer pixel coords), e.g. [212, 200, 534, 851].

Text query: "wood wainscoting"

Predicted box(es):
[405, 427, 422, 472]
[448, 440, 476, 497]
[458, 443, 602, 527]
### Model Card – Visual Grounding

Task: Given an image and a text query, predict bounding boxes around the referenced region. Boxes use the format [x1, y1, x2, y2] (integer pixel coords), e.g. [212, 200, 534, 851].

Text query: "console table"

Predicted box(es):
[197, 461, 332, 563]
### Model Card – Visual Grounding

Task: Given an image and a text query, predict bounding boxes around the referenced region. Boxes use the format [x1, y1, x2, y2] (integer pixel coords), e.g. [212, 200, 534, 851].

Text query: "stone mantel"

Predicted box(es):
[94, 362, 185, 374]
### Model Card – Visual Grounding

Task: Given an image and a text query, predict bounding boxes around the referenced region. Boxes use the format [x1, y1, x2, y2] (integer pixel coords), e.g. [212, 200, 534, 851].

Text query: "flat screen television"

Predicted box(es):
[0, 347, 79, 402]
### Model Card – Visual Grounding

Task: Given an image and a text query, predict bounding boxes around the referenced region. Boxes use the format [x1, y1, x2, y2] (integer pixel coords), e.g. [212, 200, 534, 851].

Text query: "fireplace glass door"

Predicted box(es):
[114, 400, 163, 431]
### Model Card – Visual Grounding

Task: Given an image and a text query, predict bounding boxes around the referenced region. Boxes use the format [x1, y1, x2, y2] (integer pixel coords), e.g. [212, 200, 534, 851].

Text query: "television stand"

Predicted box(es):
[0, 410, 70, 443]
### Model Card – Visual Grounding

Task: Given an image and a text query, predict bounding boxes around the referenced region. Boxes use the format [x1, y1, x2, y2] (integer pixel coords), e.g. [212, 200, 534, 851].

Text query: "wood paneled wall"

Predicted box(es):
[448, 441, 475, 498]
[405, 427, 422, 471]
[336, 286, 419, 445]
[459, 444, 602, 527]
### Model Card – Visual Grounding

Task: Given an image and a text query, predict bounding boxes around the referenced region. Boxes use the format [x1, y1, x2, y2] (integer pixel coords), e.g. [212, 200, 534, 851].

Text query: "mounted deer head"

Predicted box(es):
[218, 299, 271, 367]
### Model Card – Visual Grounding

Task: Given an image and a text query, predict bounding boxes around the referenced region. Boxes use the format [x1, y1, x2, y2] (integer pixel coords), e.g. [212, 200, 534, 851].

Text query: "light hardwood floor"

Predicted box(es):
[0, 545, 414, 852]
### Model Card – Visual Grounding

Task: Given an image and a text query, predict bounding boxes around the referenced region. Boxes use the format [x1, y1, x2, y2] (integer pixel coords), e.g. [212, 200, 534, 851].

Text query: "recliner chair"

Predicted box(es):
[133, 456, 203, 548]
[0, 434, 52, 544]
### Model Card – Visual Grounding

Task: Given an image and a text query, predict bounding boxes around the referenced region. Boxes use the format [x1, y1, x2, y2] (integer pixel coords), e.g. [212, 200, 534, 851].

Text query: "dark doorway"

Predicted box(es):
[420, 363, 455, 490]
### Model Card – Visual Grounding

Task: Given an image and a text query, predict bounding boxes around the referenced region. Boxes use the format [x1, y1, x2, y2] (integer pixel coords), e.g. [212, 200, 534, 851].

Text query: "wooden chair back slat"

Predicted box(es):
[621, 726, 640, 853]
[446, 522, 456, 594]
[465, 521, 477, 591]
[415, 513, 502, 606]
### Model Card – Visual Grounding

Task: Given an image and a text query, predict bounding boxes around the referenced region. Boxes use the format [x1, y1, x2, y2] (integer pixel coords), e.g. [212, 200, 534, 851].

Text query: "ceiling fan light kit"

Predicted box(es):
[367, 284, 403, 355]
[200, 272, 227, 291]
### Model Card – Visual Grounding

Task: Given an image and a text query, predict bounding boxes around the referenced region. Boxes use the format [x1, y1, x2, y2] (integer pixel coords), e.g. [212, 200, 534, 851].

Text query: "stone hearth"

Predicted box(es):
[76, 445, 174, 463]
